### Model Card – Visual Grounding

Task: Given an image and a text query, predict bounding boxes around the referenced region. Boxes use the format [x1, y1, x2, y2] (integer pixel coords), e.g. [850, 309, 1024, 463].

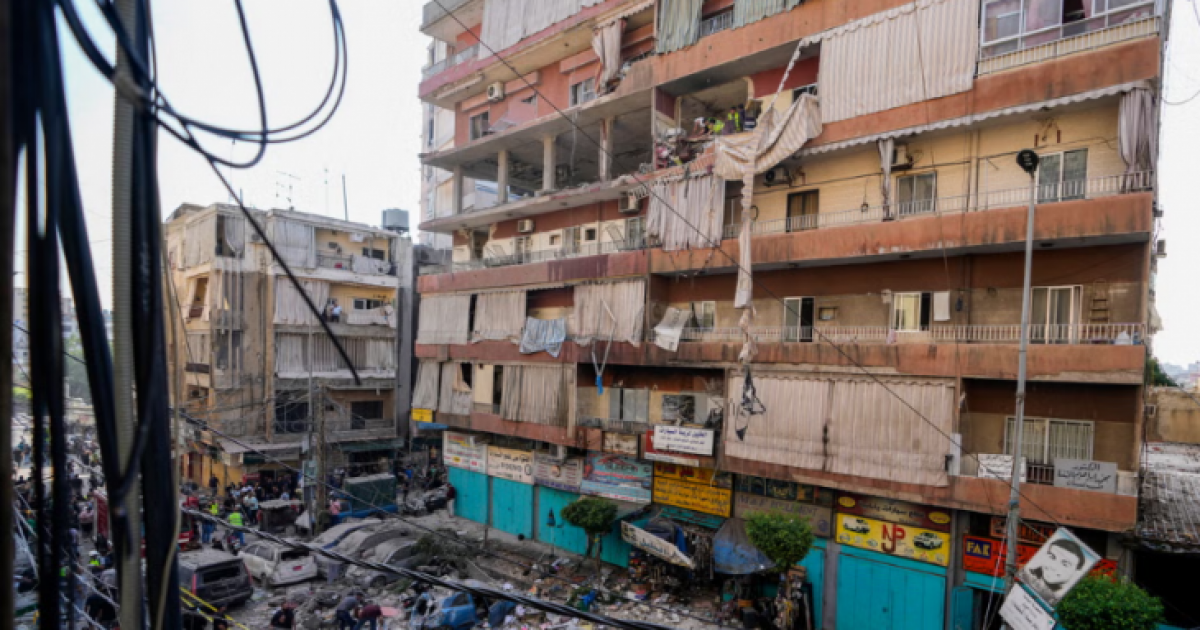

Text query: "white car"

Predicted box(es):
[843, 518, 871, 534]
[239, 541, 318, 587]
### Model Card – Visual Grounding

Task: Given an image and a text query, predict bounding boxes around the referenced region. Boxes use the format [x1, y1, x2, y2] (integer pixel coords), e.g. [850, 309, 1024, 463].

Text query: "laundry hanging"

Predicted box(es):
[519, 317, 568, 357]
[653, 307, 692, 352]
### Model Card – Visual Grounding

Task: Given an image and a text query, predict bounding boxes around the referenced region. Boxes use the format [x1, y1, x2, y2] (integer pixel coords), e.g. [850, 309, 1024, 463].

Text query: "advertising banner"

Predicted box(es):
[533, 454, 584, 492]
[642, 433, 701, 466]
[653, 462, 732, 487]
[1053, 459, 1118, 494]
[964, 535, 1117, 579]
[443, 431, 487, 473]
[732, 493, 832, 538]
[652, 475, 732, 518]
[603, 432, 639, 456]
[486, 446, 534, 484]
[411, 408, 434, 423]
[1016, 528, 1102, 607]
[651, 425, 716, 455]
[580, 453, 653, 503]
[735, 475, 827, 503]
[835, 513, 951, 566]
[835, 492, 952, 532]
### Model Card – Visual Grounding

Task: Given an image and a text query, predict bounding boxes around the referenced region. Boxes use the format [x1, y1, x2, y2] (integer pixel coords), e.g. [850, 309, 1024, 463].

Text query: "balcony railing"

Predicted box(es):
[724, 171, 1153, 239]
[317, 253, 393, 275]
[649, 323, 1145, 345]
[577, 416, 651, 434]
[421, 44, 480, 79]
[419, 237, 651, 275]
[979, 6, 1159, 72]
[699, 11, 735, 38]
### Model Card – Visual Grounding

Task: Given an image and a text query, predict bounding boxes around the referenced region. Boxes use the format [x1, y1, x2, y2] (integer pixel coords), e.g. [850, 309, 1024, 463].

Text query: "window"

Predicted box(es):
[469, 112, 490, 141]
[274, 393, 309, 434]
[513, 236, 532, 261]
[1004, 417, 1095, 481]
[626, 217, 645, 248]
[214, 331, 242, 371]
[1030, 286, 1082, 344]
[560, 227, 580, 254]
[583, 227, 598, 242]
[690, 301, 715, 329]
[549, 234, 561, 247]
[521, 95, 536, 105]
[982, 0, 1023, 54]
[786, 191, 819, 232]
[792, 84, 819, 101]
[783, 297, 815, 342]
[350, 400, 384, 430]
[362, 247, 387, 260]
[892, 292, 932, 332]
[896, 173, 936, 216]
[427, 116, 435, 148]
[215, 215, 243, 258]
[1037, 149, 1088, 202]
[353, 298, 385, 310]
[570, 78, 597, 107]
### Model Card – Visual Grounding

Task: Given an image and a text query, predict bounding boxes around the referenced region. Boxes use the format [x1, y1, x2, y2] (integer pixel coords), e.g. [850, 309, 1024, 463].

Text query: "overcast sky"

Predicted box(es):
[42, 0, 1200, 364]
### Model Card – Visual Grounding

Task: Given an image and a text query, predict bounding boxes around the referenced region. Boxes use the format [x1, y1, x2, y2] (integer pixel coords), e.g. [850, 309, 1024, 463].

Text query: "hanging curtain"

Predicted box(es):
[655, 0, 703, 53]
[273, 335, 305, 375]
[272, 219, 317, 268]
[733, 0, 803, 29]
[273, 278, 331, 325]
[182, 214, 217, 268]
[570, 280, 645, 346]
[223, 214, 246, 257]
[646, 174, 726, 251]
[592, 19, 625, 92]
[416, 295, 473, 345]
[500, 365, 568, 426]
[412, 361, 441, 411]
[202, 271, 221, 322]
[653, 307, 691, 351]
[1119, 87, 1157, 181]
[878, 137, 895, 219]
[713, 95, 823, 180]
[438, 363, 473, 416]
[479, 0, 589, 58]
[817, 0, 979, 123]
[472, 291, 527, 342]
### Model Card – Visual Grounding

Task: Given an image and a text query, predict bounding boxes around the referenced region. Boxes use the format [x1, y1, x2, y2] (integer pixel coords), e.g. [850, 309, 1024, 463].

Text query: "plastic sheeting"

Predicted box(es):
[519, 317, 567, 357]
[646, 174, 725, 252]
[713, 518, 775, 575]
[416, 295, 472, 345]
[571, 280, 645, 346]
[438, 363, 473, 416]
[478, 0, 602, 59]
[655, 0, 702, 53]
[817, 0, 979, 123]
[413, 361, 441, 410]
[272, 219, 317, 268]
[733, 0, 802, 29]
[653, 307, 691, 351]
[273, 278, 331, 325]
[472, 291, 527, 342]
[724, 373, 954, 487]
[592, 19, 625, 91]
[501, 365, 569, 426]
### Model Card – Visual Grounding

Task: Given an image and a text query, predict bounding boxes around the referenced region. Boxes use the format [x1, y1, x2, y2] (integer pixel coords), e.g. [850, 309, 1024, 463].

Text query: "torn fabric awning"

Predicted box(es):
[713, 518, 776, 575]
[621, 521, 694, 568]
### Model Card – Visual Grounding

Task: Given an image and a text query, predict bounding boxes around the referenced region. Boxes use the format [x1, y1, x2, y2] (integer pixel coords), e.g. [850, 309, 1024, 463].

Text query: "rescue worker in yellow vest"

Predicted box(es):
[726, 106, 742, 134]
[202, 500, 219, 544]
[227, 509, 245, 545]
[88, 550, 102, 574]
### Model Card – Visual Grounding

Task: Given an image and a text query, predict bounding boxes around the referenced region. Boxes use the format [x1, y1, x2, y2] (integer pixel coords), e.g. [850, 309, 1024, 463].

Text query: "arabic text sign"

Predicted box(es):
[653, 462, 732, 487]
[835, 514, 951, 566]
[977, 454, 1028, 483]
[622, 521, 693, 568]
[486, 446, 533, 484]
[1000, 586, 1056, 630]
[1053, 459, 1118, 494]
[651, 425, 715, 456]
[443, 431, 487, 473]
[533, 454, 583, 492]
[653, 476, 732, 517]
[733, 493, 832, 538]
[642, 434, 700, 466]
[580, 453, 652, 503]
[835, 493, 952, 532]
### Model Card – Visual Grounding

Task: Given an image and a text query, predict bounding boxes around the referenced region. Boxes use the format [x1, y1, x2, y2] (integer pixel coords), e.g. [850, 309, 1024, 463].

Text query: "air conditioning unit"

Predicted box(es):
[763, 166, 792, 187]
[486, 82, 506, 102]
[516, 219, 535, 233]
[892, 144, 915, 170]
[618, 194, 639, 214]
[1156, 239, 1167, 258]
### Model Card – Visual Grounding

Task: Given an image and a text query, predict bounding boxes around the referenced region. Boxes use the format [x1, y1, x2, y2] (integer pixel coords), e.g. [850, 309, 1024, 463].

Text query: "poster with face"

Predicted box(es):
[1017, 528, 1100, 607]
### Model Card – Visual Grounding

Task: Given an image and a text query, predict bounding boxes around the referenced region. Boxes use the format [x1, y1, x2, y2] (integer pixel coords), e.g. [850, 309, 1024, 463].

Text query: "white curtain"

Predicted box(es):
[879, 137, 895, 218]
[1119, 87, 1157, 175]
[272, 219, 317, 268]
[655, 0, 703, 53]
[273, 278, 331, 325]
[186, 332, 210, 366]
[438, 363, 474, 416]
[479, 0, 593, 58]
[182, 215, 217, 268]
[274, 335, 305, 375]
[413, 361, 441, 410]
[500, 365, 568, 426]
[733, 0, 802, 29]
[818, 0, 979, 123]
[417, 295, 473, 345]
[472, 291, 527, 342]
[646, 174, 726, 251]
[592, 19, 625, 92]
[570, 280, 645, 346]
[222, 214, 246, 257]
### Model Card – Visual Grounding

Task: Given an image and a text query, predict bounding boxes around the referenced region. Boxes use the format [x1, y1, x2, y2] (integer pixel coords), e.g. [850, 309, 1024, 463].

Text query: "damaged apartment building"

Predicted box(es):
[413, 0, 1168, 627]
[165, 203, 412, 489]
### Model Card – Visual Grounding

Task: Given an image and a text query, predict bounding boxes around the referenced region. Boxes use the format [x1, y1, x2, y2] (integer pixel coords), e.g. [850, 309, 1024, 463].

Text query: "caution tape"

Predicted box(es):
[179, 588, 253, 630]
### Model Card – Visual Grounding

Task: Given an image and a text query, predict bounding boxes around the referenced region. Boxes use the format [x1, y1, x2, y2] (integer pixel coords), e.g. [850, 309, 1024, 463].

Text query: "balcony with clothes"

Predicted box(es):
[273, 278, 399, 336]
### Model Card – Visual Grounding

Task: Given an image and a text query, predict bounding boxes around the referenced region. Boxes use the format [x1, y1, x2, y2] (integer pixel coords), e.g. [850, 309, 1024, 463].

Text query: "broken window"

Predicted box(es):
[350, 400, 384, 430]
[214, 331, 242, 372]
[570, 78, 597, 107]
[689, 301, 715, 330]
[274, 393, 310, 434]
[469, 112, 490, 141]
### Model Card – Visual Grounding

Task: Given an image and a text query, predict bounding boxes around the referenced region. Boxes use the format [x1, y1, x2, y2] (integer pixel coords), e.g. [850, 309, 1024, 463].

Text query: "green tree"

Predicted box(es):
[745, 512, 814, 580]
[64, 335, 91, 402]
[1147, 356, 1177, 387]
[561, 497, 618, 569]
[1056, 576, 1163, 630]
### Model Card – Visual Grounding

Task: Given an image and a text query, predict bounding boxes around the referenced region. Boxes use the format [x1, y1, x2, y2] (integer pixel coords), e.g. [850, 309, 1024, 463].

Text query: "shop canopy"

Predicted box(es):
[713, 518, 775, 575]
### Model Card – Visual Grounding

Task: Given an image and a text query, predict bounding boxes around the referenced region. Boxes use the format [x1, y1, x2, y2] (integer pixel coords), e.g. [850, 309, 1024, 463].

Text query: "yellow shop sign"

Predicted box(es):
[835, 513, 951, 567]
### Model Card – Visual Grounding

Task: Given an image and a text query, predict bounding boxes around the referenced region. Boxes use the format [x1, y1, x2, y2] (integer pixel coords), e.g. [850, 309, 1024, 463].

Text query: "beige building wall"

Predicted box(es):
[1150, 388, 1200, 443]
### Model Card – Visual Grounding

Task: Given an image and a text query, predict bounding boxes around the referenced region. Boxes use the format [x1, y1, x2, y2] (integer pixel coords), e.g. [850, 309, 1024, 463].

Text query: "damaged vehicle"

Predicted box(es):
[239, 541, 319, 587]
[316, 523, 412, 579]
[346, 539, 429, 588]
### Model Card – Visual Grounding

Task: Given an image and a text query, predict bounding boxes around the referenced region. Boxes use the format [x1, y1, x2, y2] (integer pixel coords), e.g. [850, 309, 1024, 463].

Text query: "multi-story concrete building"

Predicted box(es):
[164, 203, 409, 488]
[413, 0, 1167, 627]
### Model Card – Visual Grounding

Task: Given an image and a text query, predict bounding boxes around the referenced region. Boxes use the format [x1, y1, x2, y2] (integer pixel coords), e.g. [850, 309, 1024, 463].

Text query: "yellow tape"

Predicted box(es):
[180, 588, 253, 630]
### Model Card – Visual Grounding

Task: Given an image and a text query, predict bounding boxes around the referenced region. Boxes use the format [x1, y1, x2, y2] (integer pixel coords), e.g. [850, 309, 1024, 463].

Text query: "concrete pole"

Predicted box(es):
[451, 166, 464, 215]
[496, 150, 510, 205]
[599, 117, 614, 182]
[542, 135, 558, 192]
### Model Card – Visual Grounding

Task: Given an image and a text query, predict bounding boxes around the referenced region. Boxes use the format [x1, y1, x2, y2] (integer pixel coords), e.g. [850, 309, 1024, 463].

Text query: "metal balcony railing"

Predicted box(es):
[419, 237, 651, 275]
[699, 11, 735, 38]
[421, 44, 480, 79]
[649, 323, 1145, 345]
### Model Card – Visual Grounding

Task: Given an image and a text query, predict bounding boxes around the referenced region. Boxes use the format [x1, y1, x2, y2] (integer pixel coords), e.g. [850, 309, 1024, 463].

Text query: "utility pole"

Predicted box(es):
[314, 384, 327, 537]
[1004, 149, 1041, 597]
[306, 328, 315, 525]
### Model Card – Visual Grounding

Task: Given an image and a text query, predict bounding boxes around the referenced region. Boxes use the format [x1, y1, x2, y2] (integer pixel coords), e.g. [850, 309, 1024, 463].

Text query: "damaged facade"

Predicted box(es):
[414, 0, 1168, 627]
[164, 203, 411, 489]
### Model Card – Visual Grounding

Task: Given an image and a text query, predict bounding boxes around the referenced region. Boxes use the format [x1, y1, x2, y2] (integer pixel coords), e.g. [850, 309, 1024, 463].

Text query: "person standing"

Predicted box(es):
[227, 509, 244, 545]
[445, 483, 457, 516]
[353, 601, 383, 630]
[208, 474, 219, 497]
[335, 592, 362, 630]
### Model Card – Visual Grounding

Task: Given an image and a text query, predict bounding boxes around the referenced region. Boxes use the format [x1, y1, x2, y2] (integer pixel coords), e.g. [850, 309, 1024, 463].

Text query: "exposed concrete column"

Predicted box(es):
[496, 149, 510, 205]
[451, 165, 464, 215]
[542, 134, 557, 192]
[599, 117, 614, 182]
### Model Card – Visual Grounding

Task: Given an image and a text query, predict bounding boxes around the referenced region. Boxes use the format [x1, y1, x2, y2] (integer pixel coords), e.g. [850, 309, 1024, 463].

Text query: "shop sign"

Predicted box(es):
[603, 432, 639, 456]
[642, 433, 700, 466]
[735, 475, 833, 506]
[1000, 586, 1056, 630]
[533, 453, 583, 492]
[651, 425, 715, 456]
[963, 535, 1118, 579]
[653, 462, 732, 487]
[732, 493, 832, 538]
[581, 453, 653, 503]
[411, 408, 434, 423]
[835, 492, 952, 532]
[652, 475, 732, 518]
[835, 513, 951, 566]
[487, 446, 534, 484]
[658, 506, 726, 530]
[621, 521, 694, 568]
[443, 431, 487, 473]
[990, 517, 1055, 544]
[1053, 459, 1118, 494]
[977, 454, 1027, 482]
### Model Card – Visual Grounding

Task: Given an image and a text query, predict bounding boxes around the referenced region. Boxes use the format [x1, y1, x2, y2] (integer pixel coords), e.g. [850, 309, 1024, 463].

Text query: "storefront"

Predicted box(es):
[443, 431, 489, 524]
[487, 445, 534, 538]
[650, 463, 733, 579]
[832, 493, 953, 630]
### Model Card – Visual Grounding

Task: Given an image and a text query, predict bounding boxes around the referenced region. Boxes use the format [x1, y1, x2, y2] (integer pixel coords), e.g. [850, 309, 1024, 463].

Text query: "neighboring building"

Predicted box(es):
[13, 287, 79, 367]
[164, 203, 408, 488]
[414, 0, 1168, 628]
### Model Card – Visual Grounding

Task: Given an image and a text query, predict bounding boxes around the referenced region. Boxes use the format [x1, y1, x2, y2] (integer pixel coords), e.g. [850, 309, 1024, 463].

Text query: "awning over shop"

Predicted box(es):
[1138, 442, 1200, 553]
[338, 439, 406, 453]
[415, 423, 449, 432]
[713, 518, 775, 575]
[621, 521, 694, 568]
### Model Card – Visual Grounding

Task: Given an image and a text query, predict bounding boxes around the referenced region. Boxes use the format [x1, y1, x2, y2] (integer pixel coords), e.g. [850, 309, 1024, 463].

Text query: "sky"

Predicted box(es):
[39, 0, 1200, 364]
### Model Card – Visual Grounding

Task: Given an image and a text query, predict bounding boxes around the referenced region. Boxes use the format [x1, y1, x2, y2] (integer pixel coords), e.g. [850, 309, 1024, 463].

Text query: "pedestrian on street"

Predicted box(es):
[208, 474, 219, 497]
[269, 600, 298, 629]
[445, 483, 457, 516]
[227, 509, 245, 545]
[335, 592, 363, 630]
[353, 601, 383, 630]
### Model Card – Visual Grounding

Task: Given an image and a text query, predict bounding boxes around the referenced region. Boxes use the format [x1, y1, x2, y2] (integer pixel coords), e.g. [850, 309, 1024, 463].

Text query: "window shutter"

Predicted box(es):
[920, 292, 932, 329]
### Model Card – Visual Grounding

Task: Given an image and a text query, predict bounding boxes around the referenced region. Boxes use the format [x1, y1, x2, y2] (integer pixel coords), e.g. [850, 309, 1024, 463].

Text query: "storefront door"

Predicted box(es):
[836, 547, 946, 630]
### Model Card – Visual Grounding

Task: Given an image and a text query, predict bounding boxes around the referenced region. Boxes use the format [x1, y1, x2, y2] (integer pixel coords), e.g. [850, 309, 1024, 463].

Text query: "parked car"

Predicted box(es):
[239, 541, 319, 587]
[913, 532, 944, 550]
[309, 520, 372, 550]
[316, 524, 411, 578]
[178, 549, 254, 610]
[347, 539, 428, 588]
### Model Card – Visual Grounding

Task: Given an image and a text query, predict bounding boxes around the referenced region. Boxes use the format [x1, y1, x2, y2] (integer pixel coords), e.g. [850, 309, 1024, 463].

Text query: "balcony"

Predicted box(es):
[651, 323, 1145, 346]
[979, 8, 1159, 75]
[420, 237, 650, 275]
[317, 253, 394, 276]
[699, 11, 735, 38]
[421, 44, 481, 80]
